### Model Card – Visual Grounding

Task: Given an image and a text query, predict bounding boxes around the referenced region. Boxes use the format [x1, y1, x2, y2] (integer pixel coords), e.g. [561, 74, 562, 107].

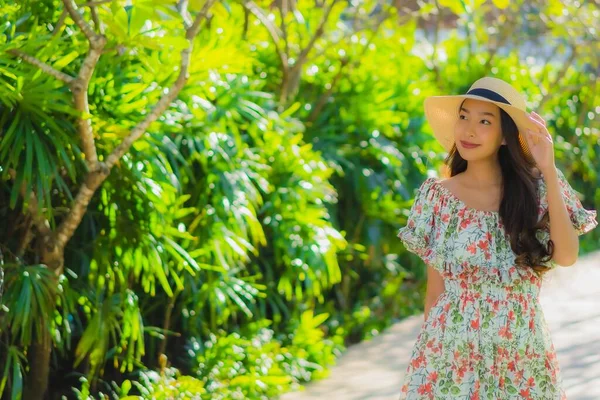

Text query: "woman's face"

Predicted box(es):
[453, 99, 505, 161]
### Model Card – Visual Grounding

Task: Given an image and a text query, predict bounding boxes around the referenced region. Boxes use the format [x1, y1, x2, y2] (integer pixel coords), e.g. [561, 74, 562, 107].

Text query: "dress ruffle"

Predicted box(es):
[397, 168, 598, 276]
[396, 178, 442, 269]
[535, 168, 598, 268]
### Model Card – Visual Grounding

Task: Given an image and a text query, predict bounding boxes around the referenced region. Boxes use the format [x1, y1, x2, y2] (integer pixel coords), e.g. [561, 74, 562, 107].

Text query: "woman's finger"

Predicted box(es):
[527, 128, 548, 137]
[527, 114, 547, 131]
[527, 129, 551, 141]
[525, 129, 539, 147]
[530, 111, 547, 126]
[527, 129, 553, 148]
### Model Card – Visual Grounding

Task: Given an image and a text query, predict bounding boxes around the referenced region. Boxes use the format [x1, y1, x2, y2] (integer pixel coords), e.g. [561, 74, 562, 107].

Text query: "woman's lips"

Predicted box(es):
[460, 140, 481, 149]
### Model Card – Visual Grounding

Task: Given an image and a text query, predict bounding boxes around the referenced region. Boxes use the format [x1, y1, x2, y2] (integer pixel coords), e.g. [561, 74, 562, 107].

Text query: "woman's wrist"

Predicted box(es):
[540, 164, 557, 180]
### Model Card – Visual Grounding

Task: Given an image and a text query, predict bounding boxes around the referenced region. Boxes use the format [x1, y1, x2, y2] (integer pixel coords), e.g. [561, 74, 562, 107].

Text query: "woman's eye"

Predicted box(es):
[481, 120, 491, 125]
[459, 115, 467, 120]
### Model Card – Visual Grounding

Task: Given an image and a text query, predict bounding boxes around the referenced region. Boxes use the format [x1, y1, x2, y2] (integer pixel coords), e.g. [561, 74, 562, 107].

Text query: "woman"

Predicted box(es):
[397, 77, 598, 399]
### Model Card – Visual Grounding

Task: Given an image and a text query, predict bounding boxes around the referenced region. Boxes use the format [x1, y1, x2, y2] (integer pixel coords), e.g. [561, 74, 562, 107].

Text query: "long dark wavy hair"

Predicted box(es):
[444, 101, 554, 275]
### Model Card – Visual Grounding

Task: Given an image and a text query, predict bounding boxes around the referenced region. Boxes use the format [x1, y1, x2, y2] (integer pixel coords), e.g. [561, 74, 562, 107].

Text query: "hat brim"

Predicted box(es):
[424, 94, 540, 160]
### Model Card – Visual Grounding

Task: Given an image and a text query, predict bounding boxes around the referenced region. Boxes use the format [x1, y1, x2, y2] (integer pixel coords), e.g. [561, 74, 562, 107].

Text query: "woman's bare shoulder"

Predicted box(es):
[438, 173, 465, 191]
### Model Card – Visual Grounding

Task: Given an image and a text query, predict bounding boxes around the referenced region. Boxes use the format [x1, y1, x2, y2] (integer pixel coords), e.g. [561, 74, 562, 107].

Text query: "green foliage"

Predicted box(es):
[127, 369, 207, 400]
[0, 346, 25, 400]
[75, 290, 146, 377]
[1, 264, 58, 347]
[68, 315, 341, 399]
[189, 315, 341, 399]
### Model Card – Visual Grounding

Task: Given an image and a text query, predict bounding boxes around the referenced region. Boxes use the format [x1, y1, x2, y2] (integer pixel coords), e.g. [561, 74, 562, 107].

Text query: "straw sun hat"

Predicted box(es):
[424, 77, 542, 161]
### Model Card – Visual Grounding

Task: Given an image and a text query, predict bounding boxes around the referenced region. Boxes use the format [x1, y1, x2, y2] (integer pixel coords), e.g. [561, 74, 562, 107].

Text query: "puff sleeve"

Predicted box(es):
[397, 178, 439, 267]
[537, 167, 598, 236]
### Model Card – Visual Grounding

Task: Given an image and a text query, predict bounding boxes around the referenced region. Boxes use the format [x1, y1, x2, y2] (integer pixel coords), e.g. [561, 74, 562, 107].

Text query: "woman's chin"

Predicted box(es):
[457, 148, 493, 161]
[457, 149, 479, 160]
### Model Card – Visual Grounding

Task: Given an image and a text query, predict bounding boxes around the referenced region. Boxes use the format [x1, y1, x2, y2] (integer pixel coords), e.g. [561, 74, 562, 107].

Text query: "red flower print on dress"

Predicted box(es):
[507, 310, 515, 321]
[519, 388, 532, 400]
[461, 217, 472, 230]
[497, 346, 508, 359]
[477, 240, 489, 251]
[411, 353, 425, 369]
[417, 382, 432, 395]
[428, 371, 438, 383]
[470, 380, 481, 400]
[515, 368, 525, 382]
[489, 363, 498, 376]
[492, 299, 500, 312]
[467, 242, 477, 255]
[457, 365, 467, 379]
[499, 325, 513, 339]
[437, 313, 447, 326]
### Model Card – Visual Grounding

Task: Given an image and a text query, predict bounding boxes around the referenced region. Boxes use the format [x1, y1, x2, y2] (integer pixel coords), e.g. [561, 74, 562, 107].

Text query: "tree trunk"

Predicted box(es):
[157, 289, 181, 362]
[23, 329, 52, 400]
[23, 241, 63, 400]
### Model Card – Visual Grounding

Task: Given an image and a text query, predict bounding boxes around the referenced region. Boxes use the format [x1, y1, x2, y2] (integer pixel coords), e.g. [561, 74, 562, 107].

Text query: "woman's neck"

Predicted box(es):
[462, 160, 503, 187]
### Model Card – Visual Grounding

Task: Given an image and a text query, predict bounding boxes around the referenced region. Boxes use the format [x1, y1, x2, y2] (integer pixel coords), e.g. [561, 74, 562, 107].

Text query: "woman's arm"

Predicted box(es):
[424, 264, 445, 321]
[543, 167, 579, 266]
[526, 112, 580, 266]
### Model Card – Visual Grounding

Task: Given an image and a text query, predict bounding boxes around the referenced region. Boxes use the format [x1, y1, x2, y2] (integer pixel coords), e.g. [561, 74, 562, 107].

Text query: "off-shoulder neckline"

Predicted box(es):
[426, 177, 500, 216]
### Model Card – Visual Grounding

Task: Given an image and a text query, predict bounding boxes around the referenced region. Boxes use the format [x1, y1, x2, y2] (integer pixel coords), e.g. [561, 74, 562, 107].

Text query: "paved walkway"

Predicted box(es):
[281, 251, 600, 400]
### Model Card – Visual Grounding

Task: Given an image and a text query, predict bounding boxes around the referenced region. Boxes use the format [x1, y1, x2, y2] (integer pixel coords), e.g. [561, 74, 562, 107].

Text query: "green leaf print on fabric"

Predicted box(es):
[396, 170, 598, 399]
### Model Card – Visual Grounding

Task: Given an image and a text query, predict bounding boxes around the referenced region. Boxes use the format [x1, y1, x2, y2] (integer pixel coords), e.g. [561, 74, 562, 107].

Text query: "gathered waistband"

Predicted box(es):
[443, 279, 540, 299]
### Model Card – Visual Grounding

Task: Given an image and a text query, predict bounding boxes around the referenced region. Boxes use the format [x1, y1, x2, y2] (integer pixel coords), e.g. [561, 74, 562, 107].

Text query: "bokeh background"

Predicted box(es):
[0, 0, 598, 398]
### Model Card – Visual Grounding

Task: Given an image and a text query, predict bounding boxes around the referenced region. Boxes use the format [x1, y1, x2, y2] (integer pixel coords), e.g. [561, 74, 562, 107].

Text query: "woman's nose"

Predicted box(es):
[466, 125, 476, 137]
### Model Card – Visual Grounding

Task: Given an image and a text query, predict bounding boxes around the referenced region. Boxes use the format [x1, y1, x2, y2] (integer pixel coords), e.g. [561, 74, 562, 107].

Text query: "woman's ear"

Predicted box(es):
[501, 138, 507, 145]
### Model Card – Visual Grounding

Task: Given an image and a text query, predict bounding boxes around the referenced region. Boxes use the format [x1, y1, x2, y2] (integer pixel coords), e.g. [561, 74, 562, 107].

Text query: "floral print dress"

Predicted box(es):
[396, 168, 598, 400]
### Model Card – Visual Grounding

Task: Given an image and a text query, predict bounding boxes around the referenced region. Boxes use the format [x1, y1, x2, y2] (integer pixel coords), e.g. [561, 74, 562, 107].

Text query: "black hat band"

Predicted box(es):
[466, 88, 511, 105]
